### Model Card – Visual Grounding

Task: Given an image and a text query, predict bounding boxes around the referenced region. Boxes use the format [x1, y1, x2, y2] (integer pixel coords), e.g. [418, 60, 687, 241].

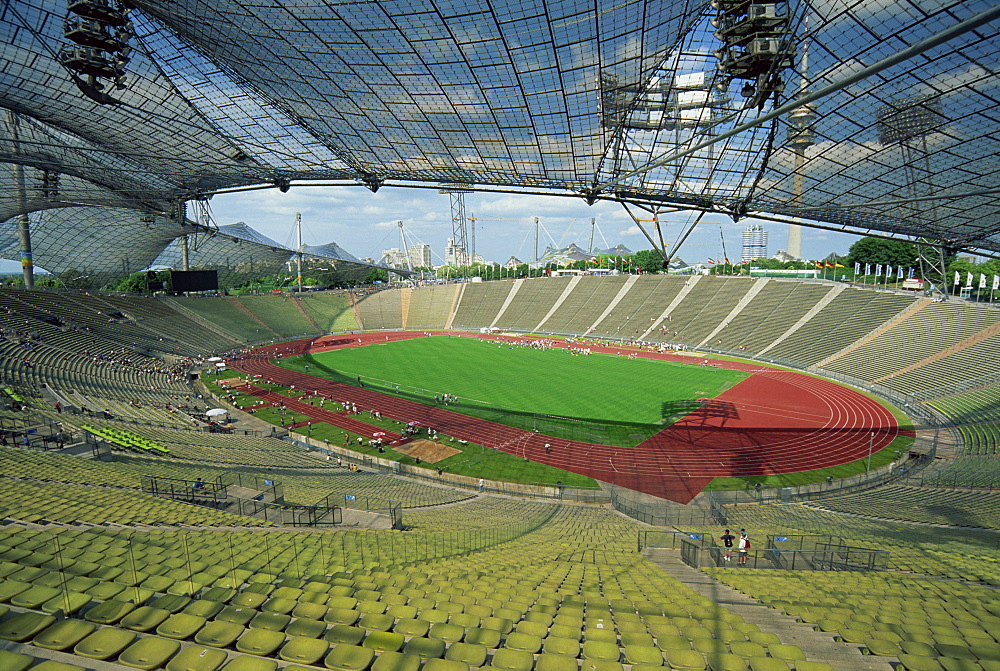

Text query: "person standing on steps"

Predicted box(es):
[478, 477, 484, 493]
[719, 529, 736, 562]
[738, 530, 750, 565]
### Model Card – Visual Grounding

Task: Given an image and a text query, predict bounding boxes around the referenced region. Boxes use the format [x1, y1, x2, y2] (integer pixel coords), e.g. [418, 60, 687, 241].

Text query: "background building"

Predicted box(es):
[742, 224, 769, 262]
[408, 243, 431, 268]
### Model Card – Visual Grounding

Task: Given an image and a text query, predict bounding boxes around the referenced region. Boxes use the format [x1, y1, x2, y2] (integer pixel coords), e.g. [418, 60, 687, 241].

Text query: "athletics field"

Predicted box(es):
[275, 336, 749, 446]
[234, 332, 911, 503]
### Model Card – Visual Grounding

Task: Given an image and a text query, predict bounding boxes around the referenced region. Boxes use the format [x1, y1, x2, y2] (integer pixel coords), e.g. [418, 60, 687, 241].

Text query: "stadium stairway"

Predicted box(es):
[643, 548, 895, 671]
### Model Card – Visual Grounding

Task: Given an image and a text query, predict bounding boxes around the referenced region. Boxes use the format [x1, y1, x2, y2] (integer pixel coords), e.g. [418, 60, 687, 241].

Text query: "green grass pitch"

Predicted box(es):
[275, 336, 749, 446]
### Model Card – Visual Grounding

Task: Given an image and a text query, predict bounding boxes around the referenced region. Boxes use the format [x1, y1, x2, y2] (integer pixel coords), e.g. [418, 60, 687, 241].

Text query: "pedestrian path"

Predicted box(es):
[643, 547, 896, 670]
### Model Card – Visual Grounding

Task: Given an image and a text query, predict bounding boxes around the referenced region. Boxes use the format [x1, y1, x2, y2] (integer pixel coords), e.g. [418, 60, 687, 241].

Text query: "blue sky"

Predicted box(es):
[206, 185, 863, 266]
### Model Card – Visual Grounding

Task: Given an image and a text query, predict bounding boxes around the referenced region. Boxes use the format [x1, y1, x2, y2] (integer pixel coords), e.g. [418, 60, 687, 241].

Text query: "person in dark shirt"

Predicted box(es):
[719, 529, 736, 562]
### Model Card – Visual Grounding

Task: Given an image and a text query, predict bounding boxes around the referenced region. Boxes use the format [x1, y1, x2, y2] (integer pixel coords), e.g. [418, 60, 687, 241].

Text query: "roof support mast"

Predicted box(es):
[296, 212, 303, 293]
[8, 111, 33, 289]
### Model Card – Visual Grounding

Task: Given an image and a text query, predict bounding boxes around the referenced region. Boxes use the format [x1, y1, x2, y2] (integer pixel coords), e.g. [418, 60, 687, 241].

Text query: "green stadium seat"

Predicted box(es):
[746, 658, 786, 671]
[165, 644, 229, 671]
[446, 642, 489, 666]
[196, 620, 246, 647]
[0, 649, 33, 671]
[74, 626, 138, 660]
[424, 659, 471, 671]
[286, 617, 327, 638]
[325, 625, 367, 645]
[184, 599, 225, 618]
[372, 651, 422, 671]
[403, 636, 447, 659]
[152, 594, 192, 613]
[363, 630, 405, 652]
[326, 607, 361, 625]
[535, 654, 578, 671]
[579, 660, 623, 671]
[864, 638, 901, 657]
[583, 640, 621, 661]
[30, 663, 87, 671]
[543, 636, 580, 657]
[32, 619, 97, 651]
[236, 627, 286, 655]
[211, 604, 254, 624]
[624, 645, 664, 665]
[249, 611, 291, 631]
[394, 618, 429, 637]
[9, 584, 60, 609]
[121, 607, 172, 633]
[279, 636, 331, 664]
[324, 643, 375, 671]
[937, 644, 978, 661]
[938, 659, 980, 671]
[707, 653, 747, 671]
[118, 635, 183, 670]
[491, 648, 535, 671]
[584, 628, 616, 643]
[0, 611, 57, 642]
[360, 613, 396, 632]
[482, 616, 514, 634]
[897, 654, 944, 671]
[157, 613, 208, 639]
[465, 626, 502, 648]
[664, 648, 706, 670]
[429, 622, 467, 643]
[221, 657, 279, 671]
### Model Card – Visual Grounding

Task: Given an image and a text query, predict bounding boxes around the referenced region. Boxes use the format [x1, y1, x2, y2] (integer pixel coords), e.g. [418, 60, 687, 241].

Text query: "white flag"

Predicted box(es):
[897, 266, 904, 279]
[876, 264, 883, 277]
[865, 263, 871, 276]
[967, 271, 974, 286]
[993, 275, 999, 291]
[980, 273, 987, 289]
[954, 271, 960, 285]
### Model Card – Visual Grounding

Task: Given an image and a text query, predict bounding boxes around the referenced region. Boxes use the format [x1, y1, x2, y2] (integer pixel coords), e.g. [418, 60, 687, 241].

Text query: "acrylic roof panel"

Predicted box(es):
[1, 0, 998, 253]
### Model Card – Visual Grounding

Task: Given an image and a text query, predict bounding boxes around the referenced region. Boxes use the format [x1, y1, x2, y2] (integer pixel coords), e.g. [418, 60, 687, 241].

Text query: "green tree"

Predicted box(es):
[363, 267, 388, 283]
[846, 237, 918, 268]
[113, 271, 149, 293]
[633, 249, 664, 273]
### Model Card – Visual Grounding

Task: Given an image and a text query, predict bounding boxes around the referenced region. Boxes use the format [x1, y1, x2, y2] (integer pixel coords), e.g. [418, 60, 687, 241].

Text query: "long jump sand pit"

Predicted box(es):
[394, 439, 461, 463]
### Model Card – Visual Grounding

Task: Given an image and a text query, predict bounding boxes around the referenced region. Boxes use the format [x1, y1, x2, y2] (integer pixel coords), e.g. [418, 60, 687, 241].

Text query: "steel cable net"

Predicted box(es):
[0, 207, 384, 288]
[1, 0, 998, 254]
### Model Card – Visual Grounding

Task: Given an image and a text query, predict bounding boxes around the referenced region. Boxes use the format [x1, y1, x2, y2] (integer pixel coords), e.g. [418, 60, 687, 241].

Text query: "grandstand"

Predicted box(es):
[0, 276, 999, 671]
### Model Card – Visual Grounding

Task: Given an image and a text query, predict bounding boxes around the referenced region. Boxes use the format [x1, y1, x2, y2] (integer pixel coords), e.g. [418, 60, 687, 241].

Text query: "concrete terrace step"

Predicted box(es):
[643, 547, 896, 671]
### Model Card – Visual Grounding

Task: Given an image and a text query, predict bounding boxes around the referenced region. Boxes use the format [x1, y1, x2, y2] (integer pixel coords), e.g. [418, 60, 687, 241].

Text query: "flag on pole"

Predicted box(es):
[993, 275, 999, 291]
[865, 263, 871, 276]
[908, 267, 915, 279]
[886, 264, 893, 278]
[979, 273, 987, 289]
[954, 271, 961, 286]
[967, 271, 974, 286]
[897, 266, 904, 279]
[855, 262, 861, 274]
[875, 264, 883, 277]
[814, 261, 824, 269]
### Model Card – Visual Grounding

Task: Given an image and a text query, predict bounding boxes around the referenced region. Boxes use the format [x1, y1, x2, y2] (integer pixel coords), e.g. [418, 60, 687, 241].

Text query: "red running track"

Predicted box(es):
[228, 332, 905, 504]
